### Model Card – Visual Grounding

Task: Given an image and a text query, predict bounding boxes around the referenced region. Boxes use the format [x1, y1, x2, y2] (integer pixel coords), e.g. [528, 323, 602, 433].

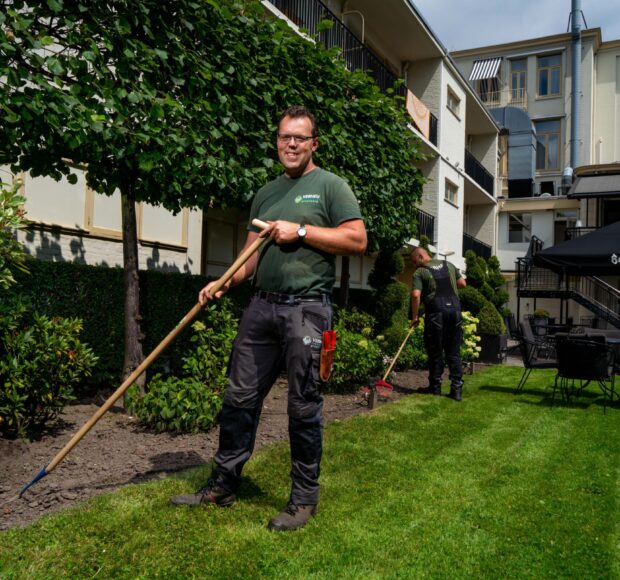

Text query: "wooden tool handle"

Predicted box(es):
[381, 326, 415, 382]
[46, 218, 271, 474]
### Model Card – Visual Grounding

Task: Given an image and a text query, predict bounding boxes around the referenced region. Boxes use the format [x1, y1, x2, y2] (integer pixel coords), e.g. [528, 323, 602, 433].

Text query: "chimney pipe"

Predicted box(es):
[570, 0, 582, 168]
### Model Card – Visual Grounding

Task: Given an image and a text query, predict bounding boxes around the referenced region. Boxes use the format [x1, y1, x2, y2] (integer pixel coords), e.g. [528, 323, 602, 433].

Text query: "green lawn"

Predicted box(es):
[1, 366, 619, 579]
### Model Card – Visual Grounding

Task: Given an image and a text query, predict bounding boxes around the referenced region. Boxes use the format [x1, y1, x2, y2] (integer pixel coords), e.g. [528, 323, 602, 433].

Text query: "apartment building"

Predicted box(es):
[452, 25, 620, 327]
[9, 0, 499, 290]
[263, 0, 500, 288]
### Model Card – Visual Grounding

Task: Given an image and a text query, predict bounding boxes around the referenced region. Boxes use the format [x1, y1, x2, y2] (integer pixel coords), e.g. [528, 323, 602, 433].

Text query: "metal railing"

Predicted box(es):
[267, 0, 405, 97]
[414, 208, 435, 242]
[463, 232, 492, 258]
[564, 227, 597, 240]
[479, 87, 528, 110]
[464, 149, 494, 195]
[516, 237, 620, 328]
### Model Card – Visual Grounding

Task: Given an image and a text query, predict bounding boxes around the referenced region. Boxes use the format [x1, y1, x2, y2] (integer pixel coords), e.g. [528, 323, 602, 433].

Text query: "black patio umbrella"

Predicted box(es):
[533, 221, 620, 276]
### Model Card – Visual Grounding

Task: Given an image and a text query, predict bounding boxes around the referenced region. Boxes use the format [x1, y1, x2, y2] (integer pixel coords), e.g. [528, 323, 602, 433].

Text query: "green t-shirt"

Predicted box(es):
[248, 167, 362, 295]
[412, 259, 462, 304]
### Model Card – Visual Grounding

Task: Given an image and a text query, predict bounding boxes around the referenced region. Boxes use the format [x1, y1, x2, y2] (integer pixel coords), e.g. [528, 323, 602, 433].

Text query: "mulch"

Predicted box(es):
[0, 370, 429, 531]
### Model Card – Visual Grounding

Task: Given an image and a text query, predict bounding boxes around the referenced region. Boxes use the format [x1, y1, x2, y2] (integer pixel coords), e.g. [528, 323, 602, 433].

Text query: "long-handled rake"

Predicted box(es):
[19, 218, 270, 497]
[363, 325, 415, 409]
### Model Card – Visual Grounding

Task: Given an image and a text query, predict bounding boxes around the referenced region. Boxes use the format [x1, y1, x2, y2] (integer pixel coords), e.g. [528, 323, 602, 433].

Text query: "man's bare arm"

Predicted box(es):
[266, 219, 367, 255]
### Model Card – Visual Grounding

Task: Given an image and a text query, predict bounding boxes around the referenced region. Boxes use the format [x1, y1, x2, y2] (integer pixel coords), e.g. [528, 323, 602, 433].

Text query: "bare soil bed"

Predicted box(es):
[0, 370, 427, 531]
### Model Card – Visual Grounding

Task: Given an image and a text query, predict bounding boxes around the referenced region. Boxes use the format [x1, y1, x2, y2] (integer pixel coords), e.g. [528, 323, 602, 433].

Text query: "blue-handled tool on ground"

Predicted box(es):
[20, 218, 271, 497]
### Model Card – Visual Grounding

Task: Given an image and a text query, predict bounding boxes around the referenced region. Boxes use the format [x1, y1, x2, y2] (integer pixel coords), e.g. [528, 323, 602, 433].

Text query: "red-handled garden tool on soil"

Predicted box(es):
[363, 325, 415, 409]
[19, 218, 271, 497]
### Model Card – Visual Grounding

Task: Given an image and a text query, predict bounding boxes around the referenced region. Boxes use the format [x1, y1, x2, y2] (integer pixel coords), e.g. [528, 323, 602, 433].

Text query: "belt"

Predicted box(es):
[255, 290, 331, 305]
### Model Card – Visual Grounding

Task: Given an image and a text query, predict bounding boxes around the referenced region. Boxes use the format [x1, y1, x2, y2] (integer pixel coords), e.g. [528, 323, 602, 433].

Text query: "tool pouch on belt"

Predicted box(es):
[320, 330, 337, 382]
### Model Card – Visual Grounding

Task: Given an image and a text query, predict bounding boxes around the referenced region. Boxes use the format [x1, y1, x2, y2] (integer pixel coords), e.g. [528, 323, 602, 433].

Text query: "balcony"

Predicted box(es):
[478, 87, 528, 111]
[267, 0, 405, 97]
[463, 233, 492, 259]
[464, 150, 494, 196]
[414, 208, 435, 242]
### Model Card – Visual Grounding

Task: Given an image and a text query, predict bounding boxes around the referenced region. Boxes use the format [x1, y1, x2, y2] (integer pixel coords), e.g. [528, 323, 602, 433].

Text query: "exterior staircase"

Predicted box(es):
[516, 236, 620, 329]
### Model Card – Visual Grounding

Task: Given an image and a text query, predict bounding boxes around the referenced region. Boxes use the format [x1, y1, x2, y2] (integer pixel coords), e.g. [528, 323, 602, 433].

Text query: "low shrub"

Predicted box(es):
[334, 307, 376, 337]
[127, 300, 237, 433]
[0, 307, 98, 438]
[328, 320, 384, 393]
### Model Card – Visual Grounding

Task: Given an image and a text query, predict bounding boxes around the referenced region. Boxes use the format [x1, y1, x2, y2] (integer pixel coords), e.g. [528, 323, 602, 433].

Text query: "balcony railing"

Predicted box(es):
[464, 149, 494, 196]
[267, 0, 405, 97]
[478, 87, 528, 111]
[463, 232, 492, 258]
[414, 208, 435, 242]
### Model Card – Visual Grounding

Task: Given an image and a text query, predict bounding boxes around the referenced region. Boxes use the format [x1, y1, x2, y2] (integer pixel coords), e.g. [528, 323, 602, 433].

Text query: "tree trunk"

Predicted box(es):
[121, 186, 146, 399]
[339, 256, 350, 308]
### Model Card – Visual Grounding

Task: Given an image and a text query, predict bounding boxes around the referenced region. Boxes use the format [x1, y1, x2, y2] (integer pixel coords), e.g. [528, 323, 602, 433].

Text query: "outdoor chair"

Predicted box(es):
[515, 321, 557, 393]
[555, 335, 616, 413]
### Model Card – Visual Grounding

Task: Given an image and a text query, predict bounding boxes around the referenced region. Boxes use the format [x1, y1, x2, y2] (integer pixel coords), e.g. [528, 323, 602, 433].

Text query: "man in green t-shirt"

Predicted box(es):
[410, 246, 467, 400]
[171, 106, 367, 531]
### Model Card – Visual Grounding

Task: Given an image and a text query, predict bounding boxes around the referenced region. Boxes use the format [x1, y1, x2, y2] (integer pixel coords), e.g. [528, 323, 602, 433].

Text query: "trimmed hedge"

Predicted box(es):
[14, 259, 253, 387]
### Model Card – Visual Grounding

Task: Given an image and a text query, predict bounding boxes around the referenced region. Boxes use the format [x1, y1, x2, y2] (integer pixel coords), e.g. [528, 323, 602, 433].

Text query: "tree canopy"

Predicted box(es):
[0, 0, 423, 249]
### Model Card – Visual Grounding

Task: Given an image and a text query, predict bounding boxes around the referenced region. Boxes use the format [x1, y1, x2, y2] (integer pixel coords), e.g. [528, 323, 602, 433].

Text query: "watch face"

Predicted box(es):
[298, 226, 307, 238]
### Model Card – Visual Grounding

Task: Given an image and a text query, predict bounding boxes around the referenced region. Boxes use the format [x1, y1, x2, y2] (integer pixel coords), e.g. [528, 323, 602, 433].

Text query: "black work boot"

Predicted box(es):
[418, 385, 441, 396]
[170, 480, 236, 508]
[448, 383, 463, 401]
[267, 502, 317, 532]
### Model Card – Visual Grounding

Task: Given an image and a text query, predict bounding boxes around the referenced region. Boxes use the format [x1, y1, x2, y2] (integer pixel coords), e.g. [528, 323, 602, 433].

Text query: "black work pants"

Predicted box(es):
[212, 295, 331, 505]
[424, 306, 463, 389]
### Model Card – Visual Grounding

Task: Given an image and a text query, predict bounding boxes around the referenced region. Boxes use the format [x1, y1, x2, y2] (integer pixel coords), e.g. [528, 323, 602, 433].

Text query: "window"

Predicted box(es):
[445, 179, 458, 206]
[476, 78, 500, 104]
[508, 213, 532, 243]
[535, 119, 561, 171]
[447, 87, 460, 117]
[537, 54, 561, 97]
[510, 58, 527, 102]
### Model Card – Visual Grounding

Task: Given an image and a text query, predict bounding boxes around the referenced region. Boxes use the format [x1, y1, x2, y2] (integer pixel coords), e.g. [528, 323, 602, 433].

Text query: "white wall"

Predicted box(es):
[8, 168, 202, 274]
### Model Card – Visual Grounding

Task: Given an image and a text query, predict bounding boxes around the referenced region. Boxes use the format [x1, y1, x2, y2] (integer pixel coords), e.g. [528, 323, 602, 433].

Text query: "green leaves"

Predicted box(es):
[0, 0, 423, 249]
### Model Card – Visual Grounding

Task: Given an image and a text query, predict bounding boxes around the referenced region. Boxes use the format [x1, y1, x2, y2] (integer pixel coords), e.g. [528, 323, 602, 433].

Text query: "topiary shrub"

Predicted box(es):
[477, 302, 506, 335]
[126, 299, 237, 433]
[458, 286, 488, 316]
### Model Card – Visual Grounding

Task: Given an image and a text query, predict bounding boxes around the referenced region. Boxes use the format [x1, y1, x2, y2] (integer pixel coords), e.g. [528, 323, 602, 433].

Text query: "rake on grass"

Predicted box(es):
[19, 218, 271, 497]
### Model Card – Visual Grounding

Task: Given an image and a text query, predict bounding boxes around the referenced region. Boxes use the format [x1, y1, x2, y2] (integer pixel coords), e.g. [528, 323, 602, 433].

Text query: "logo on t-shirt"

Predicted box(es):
[295, 194, 321, 204]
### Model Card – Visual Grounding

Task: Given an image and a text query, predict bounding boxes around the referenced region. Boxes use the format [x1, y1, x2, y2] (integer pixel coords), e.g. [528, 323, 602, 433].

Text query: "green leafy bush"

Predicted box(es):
[458, 286, 488, 316]
[328, 320, 384, 393]
[127, 300, 237, 433]
[0, 310, 98, 438]
[461, 311, 481, 362]
[477, 302, 506, 335]
[393, 319, 427, 370]
[334, 307, 376, 337]
[0, 177, 28, 289]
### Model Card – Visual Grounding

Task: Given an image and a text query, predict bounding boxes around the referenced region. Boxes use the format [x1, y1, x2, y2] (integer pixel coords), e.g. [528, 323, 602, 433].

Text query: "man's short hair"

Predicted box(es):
[278, 106, 318, 137]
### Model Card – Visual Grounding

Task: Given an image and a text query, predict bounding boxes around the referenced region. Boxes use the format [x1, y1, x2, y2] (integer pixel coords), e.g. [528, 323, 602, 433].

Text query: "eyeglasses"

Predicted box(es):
[277, 133, 315, 144]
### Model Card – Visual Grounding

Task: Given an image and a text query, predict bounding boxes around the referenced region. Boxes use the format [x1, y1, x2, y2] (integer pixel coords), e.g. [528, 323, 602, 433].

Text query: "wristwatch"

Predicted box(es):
[297, 223, 307, 240]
